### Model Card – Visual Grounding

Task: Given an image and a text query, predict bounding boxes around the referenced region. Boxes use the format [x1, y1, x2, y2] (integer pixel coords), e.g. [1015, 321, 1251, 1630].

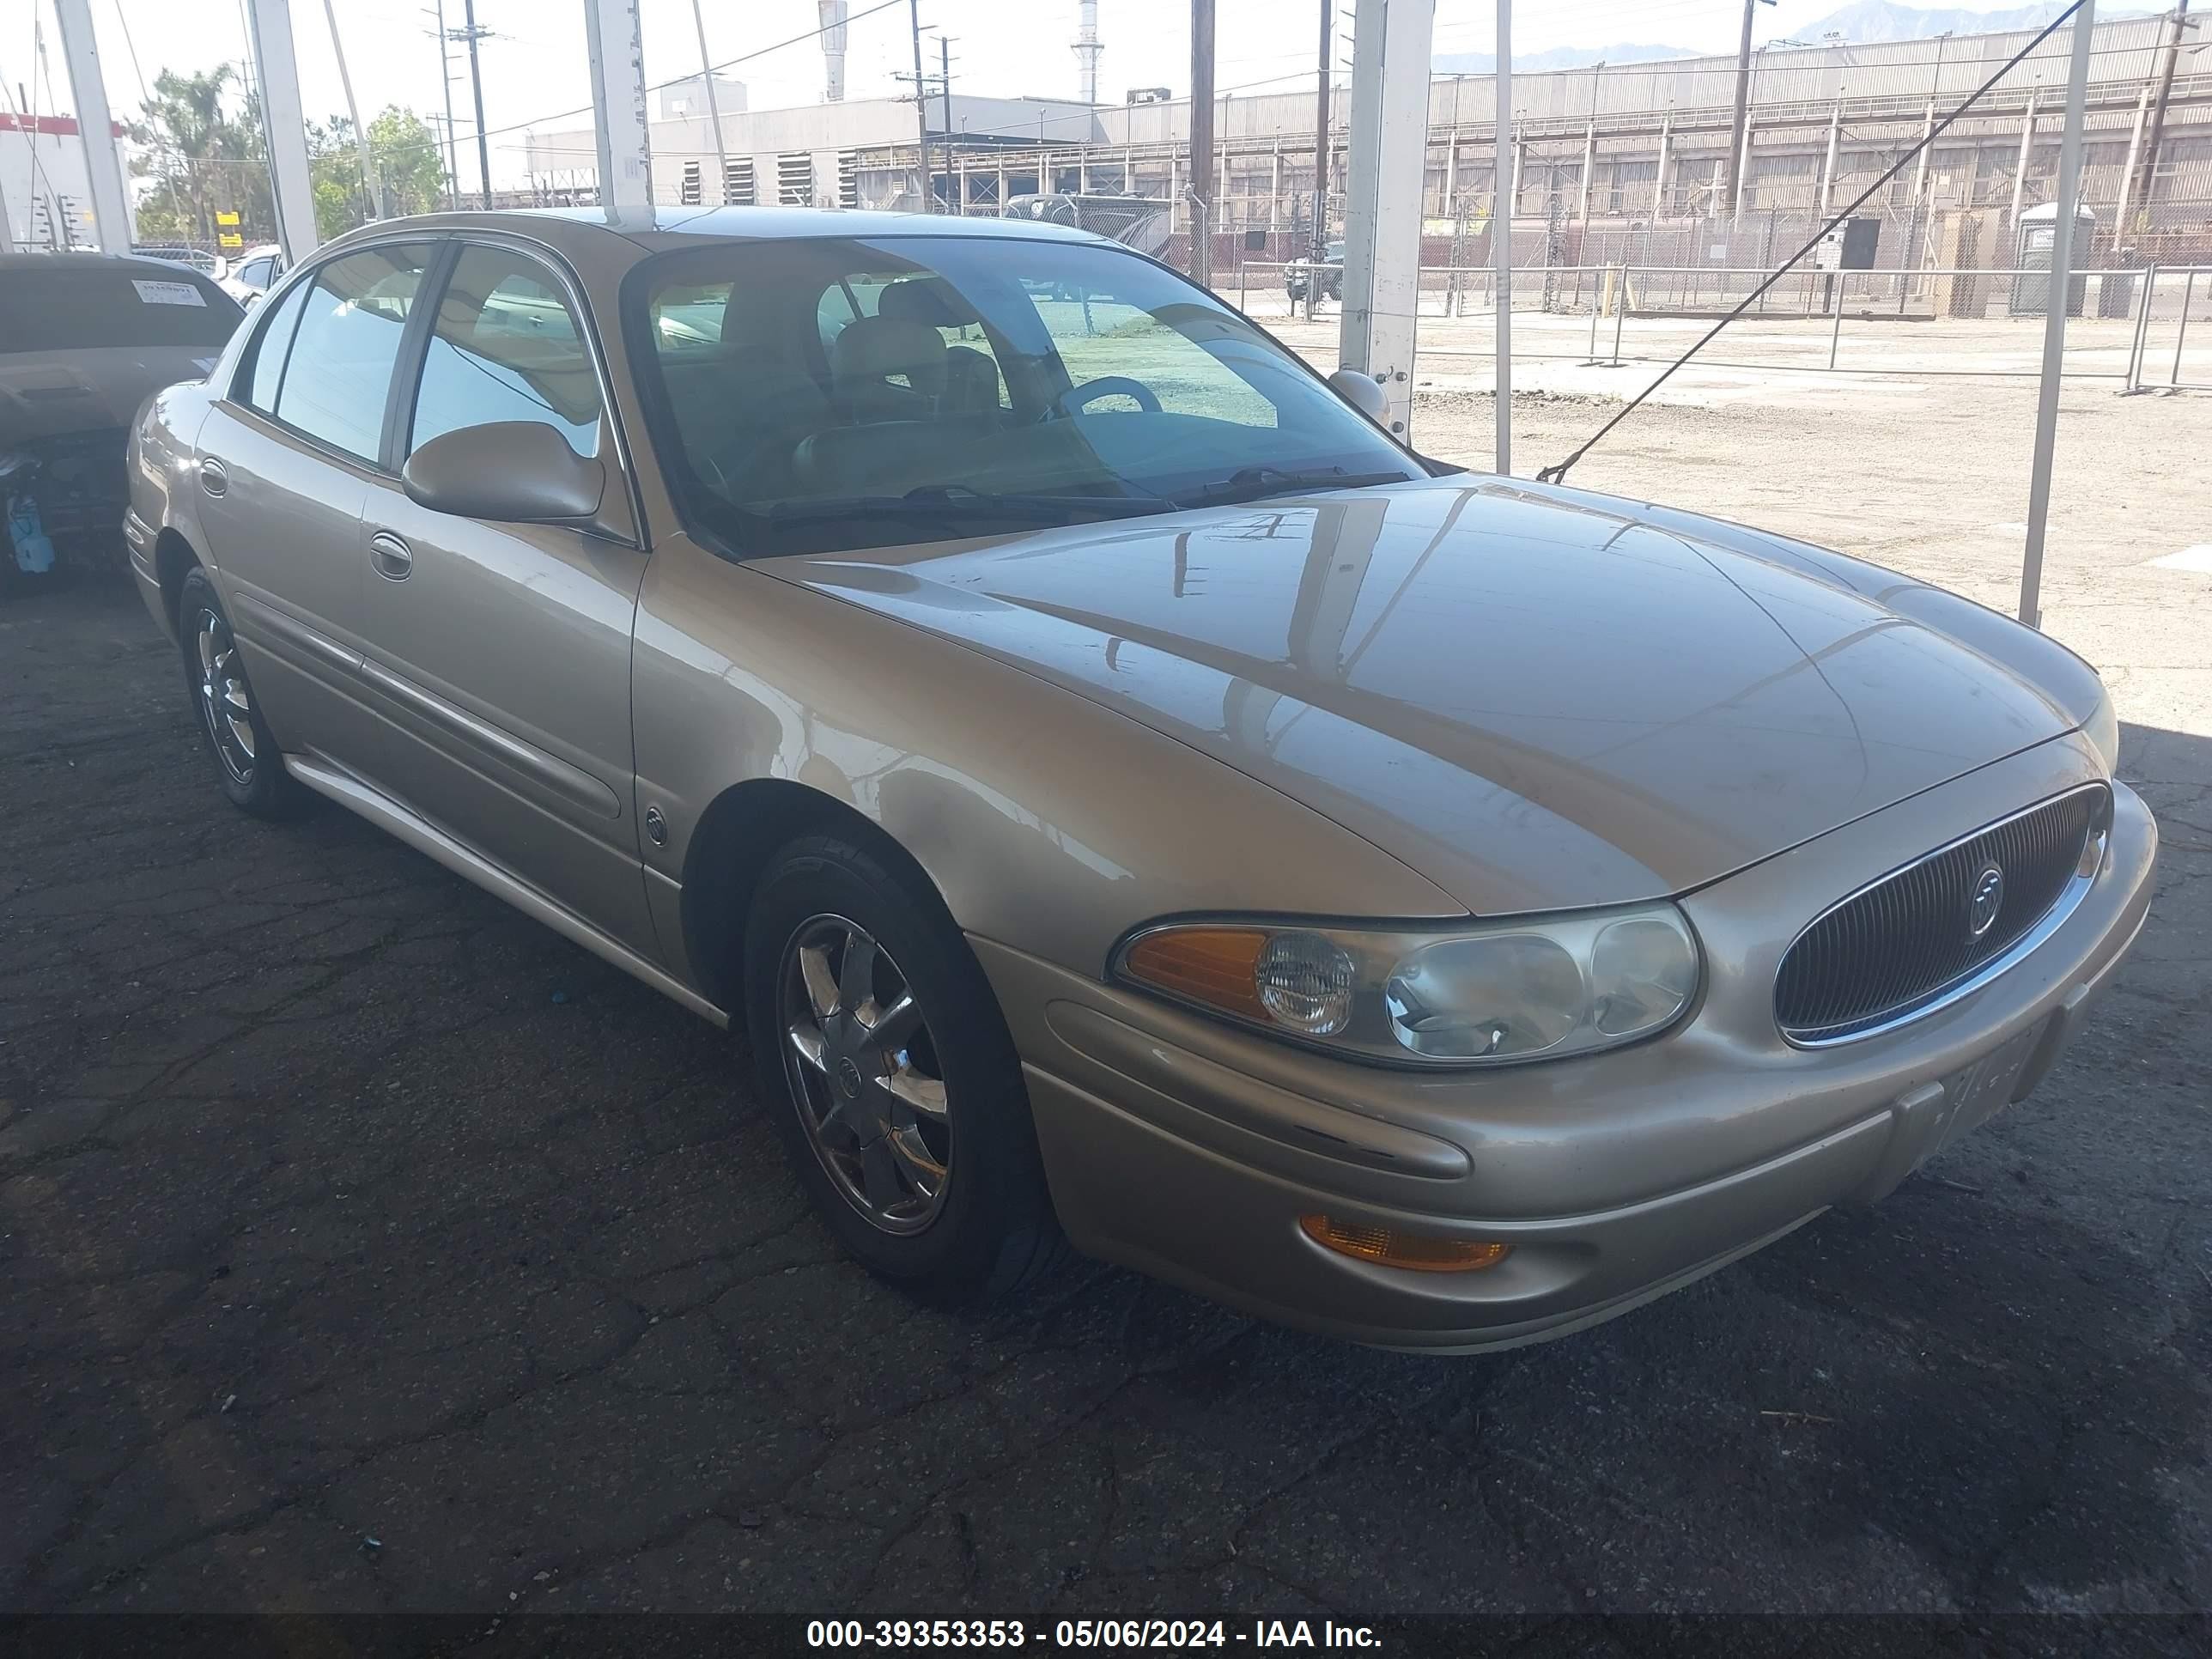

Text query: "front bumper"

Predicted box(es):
[979, 738, 2157, 1351]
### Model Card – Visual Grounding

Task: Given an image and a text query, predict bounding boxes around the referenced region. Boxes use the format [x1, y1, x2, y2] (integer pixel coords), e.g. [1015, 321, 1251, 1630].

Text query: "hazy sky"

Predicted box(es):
[9, 1, 2079, 191]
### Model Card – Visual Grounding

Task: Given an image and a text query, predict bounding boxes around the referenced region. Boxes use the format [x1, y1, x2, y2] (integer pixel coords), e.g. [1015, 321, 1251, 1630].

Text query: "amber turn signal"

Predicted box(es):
[1121, 927, 1273, 1021]
[1298, 1214, 1512, 1273]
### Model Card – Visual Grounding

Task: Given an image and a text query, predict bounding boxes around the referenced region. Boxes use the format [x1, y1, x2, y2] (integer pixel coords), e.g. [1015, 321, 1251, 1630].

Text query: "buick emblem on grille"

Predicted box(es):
[1968, 862, 2006, 939]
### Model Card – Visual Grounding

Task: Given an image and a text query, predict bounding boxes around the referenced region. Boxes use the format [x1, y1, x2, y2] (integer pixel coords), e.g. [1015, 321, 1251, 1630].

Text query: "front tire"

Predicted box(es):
[177, 566, 307, 819]
[744, 831, 1063, 1303]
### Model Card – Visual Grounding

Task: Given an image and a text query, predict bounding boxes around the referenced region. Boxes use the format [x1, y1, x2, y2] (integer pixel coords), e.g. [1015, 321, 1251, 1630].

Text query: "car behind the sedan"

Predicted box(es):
[3, 252, 243, 587]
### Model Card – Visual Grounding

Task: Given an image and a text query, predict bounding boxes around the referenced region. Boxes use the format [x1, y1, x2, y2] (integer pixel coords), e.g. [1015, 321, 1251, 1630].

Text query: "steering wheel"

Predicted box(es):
[1048, 376, 1162, 417]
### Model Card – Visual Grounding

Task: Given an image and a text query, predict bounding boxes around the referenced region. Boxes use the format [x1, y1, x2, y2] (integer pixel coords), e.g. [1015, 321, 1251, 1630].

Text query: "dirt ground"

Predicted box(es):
[1277, 312, 2212, 741]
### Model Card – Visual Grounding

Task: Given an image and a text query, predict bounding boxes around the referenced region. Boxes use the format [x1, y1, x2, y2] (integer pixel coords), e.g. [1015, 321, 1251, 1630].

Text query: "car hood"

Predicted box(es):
[765, 477, 2082, 912]
[0, 349, 219, 447]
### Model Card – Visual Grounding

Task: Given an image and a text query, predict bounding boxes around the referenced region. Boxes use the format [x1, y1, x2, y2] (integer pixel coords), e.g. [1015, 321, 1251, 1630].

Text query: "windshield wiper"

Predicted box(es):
[1176, 466, 1413, 508]
[757, 483, 1171, 527]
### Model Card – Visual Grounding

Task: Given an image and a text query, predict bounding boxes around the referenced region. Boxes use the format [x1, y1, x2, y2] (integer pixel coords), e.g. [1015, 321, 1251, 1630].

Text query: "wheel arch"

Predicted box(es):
[678, 776, 961, 1018]
[153, 526, 204, 639]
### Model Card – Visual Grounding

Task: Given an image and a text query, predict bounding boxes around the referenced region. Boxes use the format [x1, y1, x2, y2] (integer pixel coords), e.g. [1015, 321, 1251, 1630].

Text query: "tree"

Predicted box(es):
[310, 107, 449, 240]
[128, 65, 270, 246]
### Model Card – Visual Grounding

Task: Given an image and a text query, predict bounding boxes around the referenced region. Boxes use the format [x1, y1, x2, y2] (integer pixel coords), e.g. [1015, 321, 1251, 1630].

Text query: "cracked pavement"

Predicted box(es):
[3, 582, 2209, 1619]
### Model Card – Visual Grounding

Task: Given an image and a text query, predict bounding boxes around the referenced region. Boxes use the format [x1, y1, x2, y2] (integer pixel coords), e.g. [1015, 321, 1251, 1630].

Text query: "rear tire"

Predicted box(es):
[744, 831, 1066, 1303]
[177, 566, 309, 819]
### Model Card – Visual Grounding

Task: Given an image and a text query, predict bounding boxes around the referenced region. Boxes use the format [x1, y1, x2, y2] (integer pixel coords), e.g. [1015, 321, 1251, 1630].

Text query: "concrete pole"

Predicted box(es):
[1307, 0, 1332, 320]
[1340, 0, 1435, 441]
[689, 0, 731, 203]
[1733, 100, 1754, 226]
[2113, 80, 2151, 230]
[53, 0, 133, 252]
[245, 0, 320, 261]
[584, 0, 654, 216]
[2009, 82, 2038, 228]
[1576, 62, 1601, 226]
[2020, 0, 2095, 631]
[1270, 136, 1282, 233]
[1190, 0, 1216, 285]
[1653, 106, 1671, 216]
[1819, 100, 1841, 219]
[1497, 0, 1512, 473]
[1724, 0, 1754, 216]
[907, 0, 932, 210]
[321, 0, 384, 219]
[2130, 0, 2189, 225]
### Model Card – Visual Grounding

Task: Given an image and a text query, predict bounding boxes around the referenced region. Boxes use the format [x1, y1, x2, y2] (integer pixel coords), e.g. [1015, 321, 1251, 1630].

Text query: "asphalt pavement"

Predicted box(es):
[4, 583, 2208, 1621]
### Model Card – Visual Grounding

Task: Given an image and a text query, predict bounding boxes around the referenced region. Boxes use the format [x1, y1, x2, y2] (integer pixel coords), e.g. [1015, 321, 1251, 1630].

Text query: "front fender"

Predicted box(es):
[629, 533, 1462, 994]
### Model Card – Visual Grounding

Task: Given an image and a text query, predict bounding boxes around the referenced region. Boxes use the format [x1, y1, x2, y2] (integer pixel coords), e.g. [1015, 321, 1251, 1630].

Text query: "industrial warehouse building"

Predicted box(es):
[520, 10, 2210, 276]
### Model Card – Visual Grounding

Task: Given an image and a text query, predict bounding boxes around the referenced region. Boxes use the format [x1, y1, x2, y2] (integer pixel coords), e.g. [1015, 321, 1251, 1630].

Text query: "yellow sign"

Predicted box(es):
[216, 210, 240, 226]
[219, 232, 244, 250]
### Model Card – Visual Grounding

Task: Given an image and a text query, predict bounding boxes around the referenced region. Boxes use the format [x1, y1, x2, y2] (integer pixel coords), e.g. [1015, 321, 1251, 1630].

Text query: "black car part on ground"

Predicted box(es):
[3, 431, 131, 588]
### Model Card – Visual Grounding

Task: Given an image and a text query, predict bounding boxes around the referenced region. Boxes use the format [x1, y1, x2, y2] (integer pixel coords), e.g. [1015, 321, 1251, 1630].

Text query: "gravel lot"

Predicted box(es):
[3, 375, 2209, 1622]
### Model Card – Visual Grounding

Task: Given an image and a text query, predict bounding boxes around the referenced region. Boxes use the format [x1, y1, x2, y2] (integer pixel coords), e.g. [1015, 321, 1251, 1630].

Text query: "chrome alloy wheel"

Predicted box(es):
[777, 915, 951, 1235]
[194, 606, 257, 785]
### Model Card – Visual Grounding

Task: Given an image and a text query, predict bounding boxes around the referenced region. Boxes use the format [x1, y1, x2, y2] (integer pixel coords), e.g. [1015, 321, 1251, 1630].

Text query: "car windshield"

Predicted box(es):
[0, 266, 241, 354]
[627, 234, 1418, 552]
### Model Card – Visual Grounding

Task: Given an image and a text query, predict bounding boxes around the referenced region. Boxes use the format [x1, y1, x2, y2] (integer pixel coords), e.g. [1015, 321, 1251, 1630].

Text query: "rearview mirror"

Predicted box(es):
[402, 422, 608, 526]
[1328, 368, 1392, 428]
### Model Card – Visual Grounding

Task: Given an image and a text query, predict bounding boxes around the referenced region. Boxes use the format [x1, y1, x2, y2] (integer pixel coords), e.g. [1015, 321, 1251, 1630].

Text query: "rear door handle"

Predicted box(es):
[368, 531, 414, 582]
[198, 457, 228, 497]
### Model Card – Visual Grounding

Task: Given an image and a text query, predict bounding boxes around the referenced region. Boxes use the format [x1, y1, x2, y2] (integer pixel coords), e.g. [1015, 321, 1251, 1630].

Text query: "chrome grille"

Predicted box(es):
[1775, 784, 2111, 1045]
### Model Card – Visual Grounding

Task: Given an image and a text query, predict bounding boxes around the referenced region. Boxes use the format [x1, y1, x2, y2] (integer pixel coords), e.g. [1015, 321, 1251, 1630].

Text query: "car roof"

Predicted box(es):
[0, 250, 228, 277]
[313, 203, 1106, 260]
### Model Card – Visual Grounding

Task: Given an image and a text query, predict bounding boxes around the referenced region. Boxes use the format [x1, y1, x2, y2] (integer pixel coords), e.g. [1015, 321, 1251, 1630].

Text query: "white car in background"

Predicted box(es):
[218, 244, 287, 306]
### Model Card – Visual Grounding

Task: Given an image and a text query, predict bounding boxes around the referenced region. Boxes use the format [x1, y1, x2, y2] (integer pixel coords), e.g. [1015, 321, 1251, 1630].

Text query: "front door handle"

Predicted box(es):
[198, 457, 228, 497]
[368, 530, 414, 582]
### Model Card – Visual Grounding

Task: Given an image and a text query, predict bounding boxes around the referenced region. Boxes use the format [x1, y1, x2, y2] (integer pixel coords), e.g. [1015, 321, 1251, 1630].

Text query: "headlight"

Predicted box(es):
[1115, 903, 1701, 1067]
[2082, 685, 2120, 775]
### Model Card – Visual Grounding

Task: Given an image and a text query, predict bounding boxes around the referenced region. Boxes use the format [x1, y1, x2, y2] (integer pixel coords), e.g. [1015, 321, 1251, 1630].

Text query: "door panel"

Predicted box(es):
[194, 402, 372, 761]
[353, 492, 653, 952]
[351, 241, 654, 954]
[196, 244, 436, 770]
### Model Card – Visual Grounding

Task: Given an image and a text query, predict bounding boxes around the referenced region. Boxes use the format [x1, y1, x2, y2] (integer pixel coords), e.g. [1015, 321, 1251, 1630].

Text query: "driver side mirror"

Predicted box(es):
[1328, 368, 1393, 429]
[403, 421, 610, 529]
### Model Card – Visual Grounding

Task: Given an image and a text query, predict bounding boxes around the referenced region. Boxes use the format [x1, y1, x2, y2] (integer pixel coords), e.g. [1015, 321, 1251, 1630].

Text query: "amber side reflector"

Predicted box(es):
[1121, 927, 1273, 1021]
[1299, 1214, 1512, 1273]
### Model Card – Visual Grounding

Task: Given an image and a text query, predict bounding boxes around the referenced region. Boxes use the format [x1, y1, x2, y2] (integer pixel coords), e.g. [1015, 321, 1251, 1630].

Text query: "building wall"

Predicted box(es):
[2, 115, 103, 251]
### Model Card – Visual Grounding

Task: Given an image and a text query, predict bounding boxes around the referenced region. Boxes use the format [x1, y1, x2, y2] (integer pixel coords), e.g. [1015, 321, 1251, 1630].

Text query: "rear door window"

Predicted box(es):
[271, 245, 434, 465]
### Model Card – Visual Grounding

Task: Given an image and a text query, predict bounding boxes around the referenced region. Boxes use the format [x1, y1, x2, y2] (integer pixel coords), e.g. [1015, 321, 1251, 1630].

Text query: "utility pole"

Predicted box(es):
[908, 0, 933, 210]
[1724, 0, 1774, 216]
[689, 0, 730, 204]
[939, 37, 954, 137]
[428, 4, 460, 205]
[1190, 0, 1216, 286]
[322, 0, 384, 218]
[2131, 1, 2191, 231]
[1307, 0, 1331, 319]
[459, 0, 492, 209]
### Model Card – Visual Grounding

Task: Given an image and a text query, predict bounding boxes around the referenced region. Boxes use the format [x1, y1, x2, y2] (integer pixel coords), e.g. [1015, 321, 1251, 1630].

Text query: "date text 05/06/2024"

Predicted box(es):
[805, 1620, 1383, 1649]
